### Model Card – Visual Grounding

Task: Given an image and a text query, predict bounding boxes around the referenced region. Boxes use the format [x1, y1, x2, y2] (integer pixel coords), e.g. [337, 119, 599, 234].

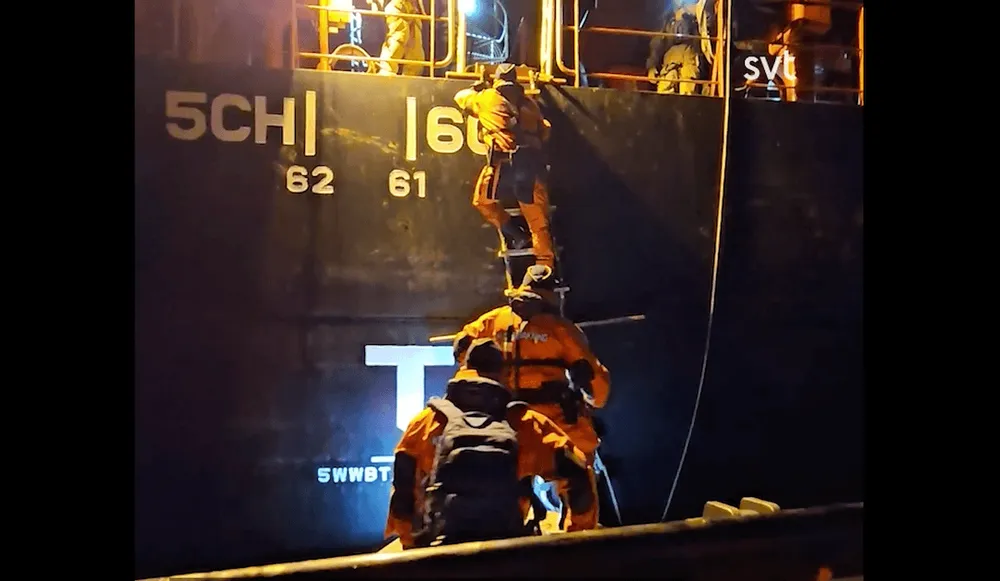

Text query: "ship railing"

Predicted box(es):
[550, 0, 728, 96]
[737, 0, 863, 105]
[135, 0, 457, 75]
[298, 0, 458, 77]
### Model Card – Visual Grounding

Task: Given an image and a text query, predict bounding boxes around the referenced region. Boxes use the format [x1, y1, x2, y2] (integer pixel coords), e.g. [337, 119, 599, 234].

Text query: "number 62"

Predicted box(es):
[286, 165, 334, 195]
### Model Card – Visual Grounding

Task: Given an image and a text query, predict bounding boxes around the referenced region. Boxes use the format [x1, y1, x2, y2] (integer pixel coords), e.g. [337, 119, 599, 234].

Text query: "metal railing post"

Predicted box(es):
[429, 0, 436, 77]
[573, 0, 580, 87]
[554, 0, 573, 77]
[317, 0, 331, 70]
[858, 6, 863, 105]
[457, 5, 468, 72]
[546, 0, 555, 78]
[712, 0, 723, 97]
[538, 0, 549, 77]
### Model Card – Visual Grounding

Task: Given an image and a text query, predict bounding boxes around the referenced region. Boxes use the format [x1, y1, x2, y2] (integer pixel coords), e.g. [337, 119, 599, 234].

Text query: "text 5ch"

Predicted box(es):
[164, 90, 319, 156]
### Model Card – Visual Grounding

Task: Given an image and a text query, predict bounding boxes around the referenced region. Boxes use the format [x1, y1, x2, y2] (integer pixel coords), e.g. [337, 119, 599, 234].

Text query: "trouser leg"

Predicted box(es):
[517, 178, 555, 269]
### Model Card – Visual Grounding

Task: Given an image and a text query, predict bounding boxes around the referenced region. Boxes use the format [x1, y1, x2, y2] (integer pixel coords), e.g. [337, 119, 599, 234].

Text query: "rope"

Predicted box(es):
[660, 0, 734, 522]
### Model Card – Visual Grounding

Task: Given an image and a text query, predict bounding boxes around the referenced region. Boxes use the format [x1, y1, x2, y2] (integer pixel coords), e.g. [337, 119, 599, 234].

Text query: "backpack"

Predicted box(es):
[415, 397, 525, 547]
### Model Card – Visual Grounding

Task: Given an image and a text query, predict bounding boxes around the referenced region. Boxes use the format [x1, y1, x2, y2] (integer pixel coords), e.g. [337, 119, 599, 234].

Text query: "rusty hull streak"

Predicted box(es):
[323, 127, 399, 156]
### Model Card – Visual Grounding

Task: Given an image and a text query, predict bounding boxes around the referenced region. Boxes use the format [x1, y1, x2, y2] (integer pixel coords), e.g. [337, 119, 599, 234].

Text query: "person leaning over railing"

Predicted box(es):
[647, 12, 704, 95]
[647, 0, 715, 96]
[369, 0, 426, 75]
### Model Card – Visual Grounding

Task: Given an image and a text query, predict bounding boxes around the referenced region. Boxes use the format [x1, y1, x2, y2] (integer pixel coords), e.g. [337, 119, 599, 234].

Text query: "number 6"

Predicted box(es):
[388, 169, 411, 197]
[286, 165, 309, 194]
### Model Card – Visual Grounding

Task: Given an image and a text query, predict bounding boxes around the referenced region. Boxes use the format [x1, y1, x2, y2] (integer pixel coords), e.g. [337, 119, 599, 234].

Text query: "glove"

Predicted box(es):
[452, 332, 473, 365]
[560, 386, 584, 425]
[471, 80, 490, 91]
[568, 360, 594, 395]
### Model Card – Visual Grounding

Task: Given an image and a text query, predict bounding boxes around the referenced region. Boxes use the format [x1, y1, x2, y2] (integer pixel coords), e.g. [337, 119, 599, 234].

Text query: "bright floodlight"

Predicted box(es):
[459, 0, 477, 16]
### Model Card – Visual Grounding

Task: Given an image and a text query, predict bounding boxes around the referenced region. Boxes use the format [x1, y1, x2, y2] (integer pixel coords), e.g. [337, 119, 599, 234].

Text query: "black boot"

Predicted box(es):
[501, 222, 531, 250]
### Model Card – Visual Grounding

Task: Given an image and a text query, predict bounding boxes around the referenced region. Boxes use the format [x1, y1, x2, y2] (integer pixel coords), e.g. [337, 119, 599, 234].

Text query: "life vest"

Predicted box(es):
[415, 395, 526, 547]
[475, 84, 547, 153]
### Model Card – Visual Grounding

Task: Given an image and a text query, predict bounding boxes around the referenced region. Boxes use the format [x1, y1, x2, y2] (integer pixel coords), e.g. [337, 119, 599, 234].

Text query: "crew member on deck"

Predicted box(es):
[369, 0, 426, 76]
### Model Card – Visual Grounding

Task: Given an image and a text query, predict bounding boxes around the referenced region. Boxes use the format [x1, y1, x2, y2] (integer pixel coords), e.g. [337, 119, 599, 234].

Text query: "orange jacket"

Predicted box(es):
[384, 369, 589, 548]
[458, 306, 611, 408]
[454, 84, 551, 153]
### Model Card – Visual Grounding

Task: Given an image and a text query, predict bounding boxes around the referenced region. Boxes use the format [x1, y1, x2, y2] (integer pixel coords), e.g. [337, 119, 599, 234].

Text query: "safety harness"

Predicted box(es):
[502, 325, 585, 425]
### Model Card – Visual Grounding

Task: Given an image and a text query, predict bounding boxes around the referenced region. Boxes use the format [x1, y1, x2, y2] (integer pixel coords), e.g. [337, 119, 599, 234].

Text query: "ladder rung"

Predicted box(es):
[499, 246, 563, 258]
[505, 205, 557, 217]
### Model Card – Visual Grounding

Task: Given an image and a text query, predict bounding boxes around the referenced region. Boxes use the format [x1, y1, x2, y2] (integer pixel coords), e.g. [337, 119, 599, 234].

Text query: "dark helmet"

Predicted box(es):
[493, 63, 519, 83]
[464, 337, 504, 374]
[506, 266, 560, 322]
[507, 264, 558, 304]
[671, 12, 699, 39]
[447, 338, 510, 410]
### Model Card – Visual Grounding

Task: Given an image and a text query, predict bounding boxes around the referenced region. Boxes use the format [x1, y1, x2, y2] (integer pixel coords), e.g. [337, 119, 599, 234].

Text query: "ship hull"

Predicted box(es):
[135, 58, 862, 577]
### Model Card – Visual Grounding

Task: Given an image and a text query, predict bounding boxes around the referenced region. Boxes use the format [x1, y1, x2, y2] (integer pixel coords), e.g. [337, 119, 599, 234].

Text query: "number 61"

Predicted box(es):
[286, 165, 334, 195]
[388, 169, 427, 198]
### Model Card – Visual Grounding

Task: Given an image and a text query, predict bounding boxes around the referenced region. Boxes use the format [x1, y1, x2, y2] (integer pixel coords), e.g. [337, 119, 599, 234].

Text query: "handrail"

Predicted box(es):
[498, 1, 510, 62]
[456, 5, 467, 73]
[573, 0, 579, 87]
[736, 0, 864, 104]
[741, 83, 859, 94]
[300, 0, 456, 73]
[554, 0, 725, 94]
[538, 0, 553, 79]
[858, 6, 863, 105]
[736, 50, 863, 100]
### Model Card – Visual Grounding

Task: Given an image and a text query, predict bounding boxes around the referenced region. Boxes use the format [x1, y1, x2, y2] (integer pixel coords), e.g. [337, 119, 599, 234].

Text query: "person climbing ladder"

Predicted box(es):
[454, 63, 555, 272]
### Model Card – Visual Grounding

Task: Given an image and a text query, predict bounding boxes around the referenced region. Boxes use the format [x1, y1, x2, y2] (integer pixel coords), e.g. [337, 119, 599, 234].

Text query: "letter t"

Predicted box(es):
[365, 345, 455, 431]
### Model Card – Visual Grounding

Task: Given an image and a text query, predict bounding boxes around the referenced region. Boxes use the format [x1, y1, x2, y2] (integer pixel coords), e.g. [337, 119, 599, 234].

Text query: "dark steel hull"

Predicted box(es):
[134, 58, 862, 577]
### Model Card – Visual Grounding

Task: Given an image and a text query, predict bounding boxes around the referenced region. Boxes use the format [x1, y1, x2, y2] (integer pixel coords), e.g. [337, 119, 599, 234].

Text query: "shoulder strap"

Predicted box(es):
[426, 397, 466, 424]
[504, 400, 528, 428]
